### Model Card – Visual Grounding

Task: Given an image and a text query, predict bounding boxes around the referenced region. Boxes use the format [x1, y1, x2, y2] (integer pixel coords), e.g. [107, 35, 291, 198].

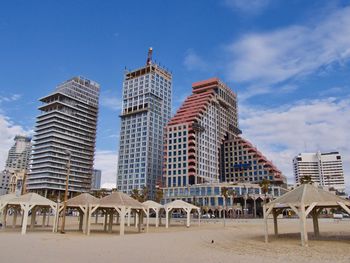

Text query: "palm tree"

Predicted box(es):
[140, 186, 149, 202]
[221, 187, 228, 227]
[228, 189, 236, 218]
[131, 189, 140, 201]
[260, 179, 270, 205]
[155, 188, 164, 203]
[300, 175, 313, 184]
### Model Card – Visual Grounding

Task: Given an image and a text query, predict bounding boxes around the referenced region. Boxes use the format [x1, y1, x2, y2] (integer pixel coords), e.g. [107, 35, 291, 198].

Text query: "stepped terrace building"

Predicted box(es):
[162, 77, 287, 217]
[164, 78, 240, 188]
[223, 136, 285, 184]
[116, 49, 172, 198]
[27, 76, 100, 198]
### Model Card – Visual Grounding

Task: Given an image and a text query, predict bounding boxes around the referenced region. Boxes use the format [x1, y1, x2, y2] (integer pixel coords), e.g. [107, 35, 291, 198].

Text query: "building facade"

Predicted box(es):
[223, 136, 286, 184]
[164, 78, 240, 188]
[162, 78, 287, 216]
[116, 49, 172, 198]
[0, 135, 32, 195]
[293, 152, 345, 193]
[27, 76, 100, 198]
[91, 169, 102, 190]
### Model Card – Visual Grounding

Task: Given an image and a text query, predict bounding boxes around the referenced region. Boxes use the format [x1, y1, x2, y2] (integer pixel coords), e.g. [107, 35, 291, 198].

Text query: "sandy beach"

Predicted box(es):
[0, 217, 350, 263]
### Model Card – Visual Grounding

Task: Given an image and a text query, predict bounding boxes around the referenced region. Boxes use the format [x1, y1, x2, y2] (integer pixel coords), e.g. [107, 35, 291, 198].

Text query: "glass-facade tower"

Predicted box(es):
[116, 52, 172, 199]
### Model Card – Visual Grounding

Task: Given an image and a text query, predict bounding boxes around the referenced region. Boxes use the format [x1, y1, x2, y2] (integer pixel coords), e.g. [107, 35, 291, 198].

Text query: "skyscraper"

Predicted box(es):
[293, 152, 345, 192]
[27, 76, 100, 198]
[91, 169, 102, 190]
[116, 49, 172, 198]
[0, 135, 32, 195]
[164, 78, 240, 187]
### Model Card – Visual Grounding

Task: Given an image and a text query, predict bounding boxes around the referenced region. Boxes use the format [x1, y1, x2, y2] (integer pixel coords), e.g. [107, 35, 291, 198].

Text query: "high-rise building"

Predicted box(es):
[162, 78, 286, 216]
[0, 135, 32, 195]
[27, 76, 100, 198]
[164, 78, 240, 187]
[116, 49, 172, 198]
[91, 169, 101, 190]
[293, 152, 345, 192]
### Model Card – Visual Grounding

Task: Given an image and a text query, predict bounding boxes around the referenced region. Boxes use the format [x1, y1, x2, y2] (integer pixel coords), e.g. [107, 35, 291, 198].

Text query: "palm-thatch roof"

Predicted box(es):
[0, 193, 17, 205]
[98, 192, 143, 208]
[164, 200, 199, 210]
[66, 193, 99, 207]
[8, 193, 56, 207]
[266, 184, 350, 208]
[143, 200, 163, 209]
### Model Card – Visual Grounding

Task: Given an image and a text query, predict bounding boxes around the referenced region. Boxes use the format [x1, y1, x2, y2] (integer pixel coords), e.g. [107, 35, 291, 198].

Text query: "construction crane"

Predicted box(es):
[146, 47, 153, 65]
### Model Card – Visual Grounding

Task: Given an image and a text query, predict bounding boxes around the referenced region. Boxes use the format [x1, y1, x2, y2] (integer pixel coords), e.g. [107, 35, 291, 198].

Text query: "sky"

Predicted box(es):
[0, 0, 350, 190]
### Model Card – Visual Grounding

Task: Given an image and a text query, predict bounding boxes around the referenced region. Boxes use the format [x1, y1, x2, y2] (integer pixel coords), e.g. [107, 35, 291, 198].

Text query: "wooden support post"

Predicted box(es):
[30, 207, 37, 230]
[186, 209, 190, 228]
[13, 209, 18, 228]
[155, 208, 159, 228]
[95, 212, 98, 224]
[79, 211, 84, 231]
[253, 199, 257, 218]
[108, 211, 113, 233]
[299, 204, 308, 247]
[135, 213, 139, 228]
[103, 211, 108, 232]
[138, 211, 142, 233]
[312, 209, 319, 237]
[21, 205, 30, 235]
[2, 207, 8, 227]
[273, 210, 278, 236]
[165, 208, 169, 228]
[127, 208, 131, 227]
[263, 207, 268, 243]
[119, 207, 125, 236]
[42, 209, 47, 227]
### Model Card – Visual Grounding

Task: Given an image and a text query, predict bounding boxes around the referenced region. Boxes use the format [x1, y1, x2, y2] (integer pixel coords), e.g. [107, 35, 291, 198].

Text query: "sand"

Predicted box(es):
[0, 217, 349, 263]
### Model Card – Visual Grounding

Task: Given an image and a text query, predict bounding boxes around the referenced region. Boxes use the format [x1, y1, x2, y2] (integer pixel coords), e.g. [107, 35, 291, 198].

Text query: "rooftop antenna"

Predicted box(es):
[146, 47, 153, 65]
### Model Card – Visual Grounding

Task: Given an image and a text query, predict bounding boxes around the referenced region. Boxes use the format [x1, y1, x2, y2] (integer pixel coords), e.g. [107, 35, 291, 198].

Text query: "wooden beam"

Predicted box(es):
[305, 202, 318, 217]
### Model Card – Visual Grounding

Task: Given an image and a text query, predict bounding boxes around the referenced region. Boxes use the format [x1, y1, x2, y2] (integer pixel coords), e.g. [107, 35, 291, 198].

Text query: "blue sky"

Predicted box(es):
[1, 0, 350, 189]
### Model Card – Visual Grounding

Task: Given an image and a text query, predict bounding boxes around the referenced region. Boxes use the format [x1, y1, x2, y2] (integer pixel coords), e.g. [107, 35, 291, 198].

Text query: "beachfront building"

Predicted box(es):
[27, 76, 100, 198]
[0, 135, 32, 195]
[91, 169, 102, 190]
[162, 182, 288, 218]
[222, 136, 286, 184]
[293, 152, 346, 193]
[164, 78, 240, 188]
[162, 78, 287, 217]
[116, 48, 172, 199]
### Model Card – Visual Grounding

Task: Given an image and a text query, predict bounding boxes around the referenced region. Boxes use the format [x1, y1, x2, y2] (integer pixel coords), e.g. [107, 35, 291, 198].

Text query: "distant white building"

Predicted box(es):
[0, 135, 32, 195]
[293, 152, 345, 193]
[92, 169, 101, 190]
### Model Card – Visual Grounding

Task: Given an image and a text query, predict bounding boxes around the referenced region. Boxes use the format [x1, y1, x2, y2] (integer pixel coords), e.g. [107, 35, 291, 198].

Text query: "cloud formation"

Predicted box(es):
[240, 96, 350, 186]
[226, 6, 350, 86]
[224, 0, 271, 14]
[184, 49, 208, 71]
[100, 96, 123, 111]
[94, 150, 118, 189]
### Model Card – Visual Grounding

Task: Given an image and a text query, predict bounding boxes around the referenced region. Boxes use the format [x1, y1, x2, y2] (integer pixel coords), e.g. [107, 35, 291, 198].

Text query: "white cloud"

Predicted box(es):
[240, 97, 350, 189]
[100, 96, 122, 111]
[184, 49, 208, 71]
[0, 114, 30, 170]
[94, 150, 118, 189]
[0, 94, 22, 103]
[226, 6, 350, 86]
[224, 0, 271, 14]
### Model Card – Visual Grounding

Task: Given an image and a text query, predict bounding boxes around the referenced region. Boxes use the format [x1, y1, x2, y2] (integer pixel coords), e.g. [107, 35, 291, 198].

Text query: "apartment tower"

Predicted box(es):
[164, 78, 240, 187]
[116, 49, 172, 198]
[293, 152, 345, 192]
[27, 76, 100, 198]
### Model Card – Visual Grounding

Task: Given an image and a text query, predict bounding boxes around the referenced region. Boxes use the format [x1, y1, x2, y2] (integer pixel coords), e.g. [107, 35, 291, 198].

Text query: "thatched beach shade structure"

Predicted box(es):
[0, 193, 17, 227]
[143, 200, 163, 228]
[263, 184, 350, 247]
[86, 192, 147, 236]
[58, 193, 99, 233]
[6, 193, 58, 235]
[164, 200, 200, 228]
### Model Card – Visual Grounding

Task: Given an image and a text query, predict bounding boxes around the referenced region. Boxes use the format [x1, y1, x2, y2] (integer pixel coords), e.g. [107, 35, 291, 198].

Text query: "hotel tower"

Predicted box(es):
[27, 76, 100, 198]
[116, 49, 172, 198]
